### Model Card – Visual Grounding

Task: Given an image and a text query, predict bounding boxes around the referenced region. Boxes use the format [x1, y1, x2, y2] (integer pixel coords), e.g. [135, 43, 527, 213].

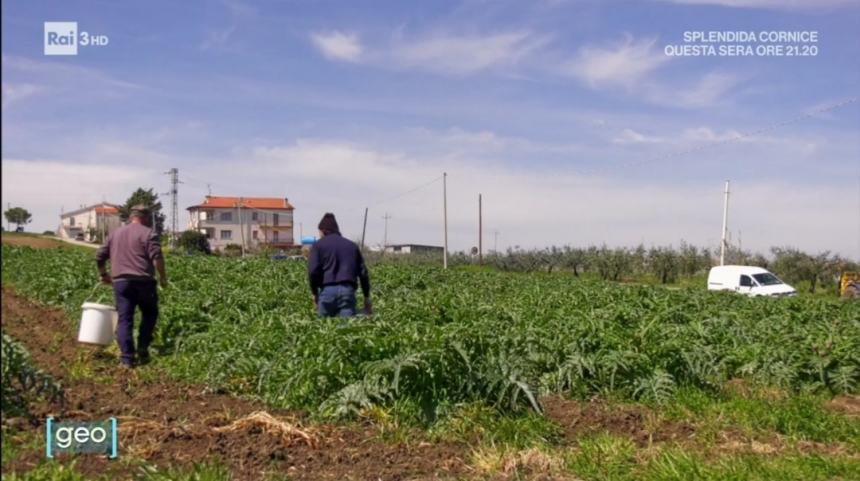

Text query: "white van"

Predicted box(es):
[707, 265, 796, 297]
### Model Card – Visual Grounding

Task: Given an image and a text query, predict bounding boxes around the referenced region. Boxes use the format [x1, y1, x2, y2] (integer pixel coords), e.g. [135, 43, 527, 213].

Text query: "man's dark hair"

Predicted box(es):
[318, 212, 340, 235]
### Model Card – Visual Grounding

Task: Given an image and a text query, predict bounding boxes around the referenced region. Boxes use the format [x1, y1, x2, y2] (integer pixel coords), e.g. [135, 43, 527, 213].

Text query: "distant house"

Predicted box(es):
[58, 203, 121, 242]
[187, 196, 295, 251]
[383, 244, 444, 255]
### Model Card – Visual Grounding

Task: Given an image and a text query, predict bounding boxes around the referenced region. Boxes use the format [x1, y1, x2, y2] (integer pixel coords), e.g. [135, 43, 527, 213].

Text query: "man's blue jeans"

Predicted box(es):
[113, 279, 159, 365]
[318, 284, 356, 317]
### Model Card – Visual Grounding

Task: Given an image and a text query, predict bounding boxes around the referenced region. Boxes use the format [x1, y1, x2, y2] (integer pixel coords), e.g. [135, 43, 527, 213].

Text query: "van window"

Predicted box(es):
[739, 275, 753, 287]
[752, 273, 783, 286]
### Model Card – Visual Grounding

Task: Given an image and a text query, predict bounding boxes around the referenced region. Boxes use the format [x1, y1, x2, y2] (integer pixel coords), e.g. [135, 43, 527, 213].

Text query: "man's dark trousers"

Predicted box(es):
[113, 279, 158, 365]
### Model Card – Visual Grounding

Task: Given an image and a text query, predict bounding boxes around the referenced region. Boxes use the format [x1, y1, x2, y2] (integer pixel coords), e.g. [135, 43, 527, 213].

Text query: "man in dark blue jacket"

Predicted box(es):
[308, 213, 371, 317]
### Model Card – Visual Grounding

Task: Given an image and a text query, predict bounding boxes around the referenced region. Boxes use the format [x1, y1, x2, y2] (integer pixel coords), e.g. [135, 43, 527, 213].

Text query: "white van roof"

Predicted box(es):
[709, 265, 770, 275]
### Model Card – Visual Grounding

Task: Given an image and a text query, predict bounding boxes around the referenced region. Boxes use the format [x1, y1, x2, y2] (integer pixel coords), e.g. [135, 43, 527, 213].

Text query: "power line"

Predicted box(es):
[368, 175, 443, 209]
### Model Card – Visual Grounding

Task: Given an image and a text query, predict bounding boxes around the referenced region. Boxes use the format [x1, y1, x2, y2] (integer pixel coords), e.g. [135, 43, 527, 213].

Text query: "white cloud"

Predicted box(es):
[653, 72, 741, 108]
[3, 135, 854, 258]
[612, 128, 666, 144]
[310, 29, 549, 75]
[201, 26, 236, 51]
[1, 159, 161, 230]
[388, 31, 550, 76]
[611, 125, 792, 150]
[310, 31, 364, 62]
[214, 140, 858, 257]
[3, 55, 142, 91]
[221, 0, 257, 18]
[559, 36, 741, 108]
[681, 126, 749, 143]
[657, 0, 858, 9]
[564, 36, 669, 88]
[2, 83, 42, 109]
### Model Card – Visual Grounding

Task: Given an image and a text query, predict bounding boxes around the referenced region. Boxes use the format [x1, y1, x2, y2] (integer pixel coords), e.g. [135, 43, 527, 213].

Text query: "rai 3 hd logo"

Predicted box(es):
[44, 22, 109, 55]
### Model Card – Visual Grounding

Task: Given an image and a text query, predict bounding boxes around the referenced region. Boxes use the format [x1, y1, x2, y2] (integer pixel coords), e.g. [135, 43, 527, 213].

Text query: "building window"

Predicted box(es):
[69, 217, 75, 227]
[203, 228, 215, 239]
[252, 212, 258, 221]
[220, 211, 232, 222]
[220, 230, 232, 240]
[273, 213, 280, 226]
[252, 230, 258, 240]
[273, 231, 279, 242]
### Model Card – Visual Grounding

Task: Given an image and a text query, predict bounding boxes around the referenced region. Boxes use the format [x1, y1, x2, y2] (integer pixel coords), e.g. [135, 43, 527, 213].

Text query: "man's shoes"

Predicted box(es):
[137, 350, 151, 365]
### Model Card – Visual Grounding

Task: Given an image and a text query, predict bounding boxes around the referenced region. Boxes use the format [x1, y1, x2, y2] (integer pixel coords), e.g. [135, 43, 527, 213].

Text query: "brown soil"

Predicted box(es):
[1, 287, 467, 480]
[541, 396, 696, 447]
[825, 395, 860, 417]
[1, 234, 68, 249]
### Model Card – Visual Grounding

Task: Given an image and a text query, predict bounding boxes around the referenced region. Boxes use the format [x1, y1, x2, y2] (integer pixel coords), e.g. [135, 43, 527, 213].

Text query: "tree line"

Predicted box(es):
[367, 242, 859, 294]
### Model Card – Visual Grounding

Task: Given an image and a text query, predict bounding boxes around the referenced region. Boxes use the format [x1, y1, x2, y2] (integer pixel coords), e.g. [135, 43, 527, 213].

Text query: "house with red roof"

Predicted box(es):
[58, 202, 121, 243]
[187, 196, 295, 251]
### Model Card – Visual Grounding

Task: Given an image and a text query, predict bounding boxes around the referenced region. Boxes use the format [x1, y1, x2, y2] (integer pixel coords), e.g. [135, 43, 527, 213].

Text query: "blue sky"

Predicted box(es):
[3, 0, 859, 257]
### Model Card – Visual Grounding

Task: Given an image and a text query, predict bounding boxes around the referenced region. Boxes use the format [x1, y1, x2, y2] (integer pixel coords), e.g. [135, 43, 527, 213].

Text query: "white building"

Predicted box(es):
[187, 196, 295, 251]
[383, 244, 444, 255]
[58, 203, 122, 242]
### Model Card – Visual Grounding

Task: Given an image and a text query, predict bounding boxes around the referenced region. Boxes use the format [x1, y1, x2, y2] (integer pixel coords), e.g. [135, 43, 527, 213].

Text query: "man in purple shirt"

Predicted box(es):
[95, 205, 168, 368]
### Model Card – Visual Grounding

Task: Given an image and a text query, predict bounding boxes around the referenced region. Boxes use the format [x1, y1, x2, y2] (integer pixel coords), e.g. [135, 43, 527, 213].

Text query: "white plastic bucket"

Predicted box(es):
[78, 303, 117, 346]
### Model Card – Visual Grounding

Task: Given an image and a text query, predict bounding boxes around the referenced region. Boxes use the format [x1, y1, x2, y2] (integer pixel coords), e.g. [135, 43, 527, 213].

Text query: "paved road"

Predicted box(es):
[55, 236, 99, 249]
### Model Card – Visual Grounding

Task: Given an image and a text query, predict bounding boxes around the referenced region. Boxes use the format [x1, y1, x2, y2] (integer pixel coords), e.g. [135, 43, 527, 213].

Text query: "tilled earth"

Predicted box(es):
[3, 234, 857, 479]
[1, 288, 468, 480]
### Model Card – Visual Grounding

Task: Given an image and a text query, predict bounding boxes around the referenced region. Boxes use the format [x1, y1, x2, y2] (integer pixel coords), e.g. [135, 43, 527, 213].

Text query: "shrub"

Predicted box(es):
[1, 334, 64, 419]
[178, 230, 211, 255]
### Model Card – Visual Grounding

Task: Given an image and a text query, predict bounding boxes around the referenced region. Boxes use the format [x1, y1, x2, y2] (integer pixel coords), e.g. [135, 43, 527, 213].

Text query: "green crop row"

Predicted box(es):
[1, 333, 64, 419]
[2, 244, 858, 422]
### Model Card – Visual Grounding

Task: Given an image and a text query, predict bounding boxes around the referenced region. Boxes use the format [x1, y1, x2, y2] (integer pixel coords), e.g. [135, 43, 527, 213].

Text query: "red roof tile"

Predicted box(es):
[188, 196, 294, 210]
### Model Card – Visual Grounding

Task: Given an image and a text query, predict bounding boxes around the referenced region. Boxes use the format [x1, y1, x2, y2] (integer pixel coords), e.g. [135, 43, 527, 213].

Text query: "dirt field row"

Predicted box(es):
[1, 288, 469, 480]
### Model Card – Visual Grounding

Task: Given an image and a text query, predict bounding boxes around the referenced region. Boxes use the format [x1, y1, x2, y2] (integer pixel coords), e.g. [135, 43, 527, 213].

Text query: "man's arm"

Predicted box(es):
[356, 248, 371, 314]
[356, 248, 370, 298]
[147, 231, 168, 287]
[308, 245, 322, 298]
[95, 237, 111, 283]
[155, 258, 168, 288]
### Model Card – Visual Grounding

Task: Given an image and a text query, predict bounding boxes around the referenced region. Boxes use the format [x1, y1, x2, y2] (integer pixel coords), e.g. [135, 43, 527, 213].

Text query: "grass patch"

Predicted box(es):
[640, 449, 860, 481]
[430, 402, 562, 448]
[559, 433, 860, 481]
[666, 386, 860, 448]
[136, 462, 232, 481]
[567, 433, 638, 480]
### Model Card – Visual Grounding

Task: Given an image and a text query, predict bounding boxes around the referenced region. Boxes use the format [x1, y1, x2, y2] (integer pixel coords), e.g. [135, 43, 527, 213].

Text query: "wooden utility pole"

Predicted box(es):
[720, 180, 730, 266]
[382, 212, 392, 249]
[443, 172, 448, 269]
[361, 207, 368, 250]
[478, 193, 483, 264]
[237, 198, 246, 257]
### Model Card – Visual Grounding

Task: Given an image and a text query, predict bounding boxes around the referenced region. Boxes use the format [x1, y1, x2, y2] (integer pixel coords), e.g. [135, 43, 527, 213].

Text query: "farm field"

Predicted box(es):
[2, 237, 859, 480]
